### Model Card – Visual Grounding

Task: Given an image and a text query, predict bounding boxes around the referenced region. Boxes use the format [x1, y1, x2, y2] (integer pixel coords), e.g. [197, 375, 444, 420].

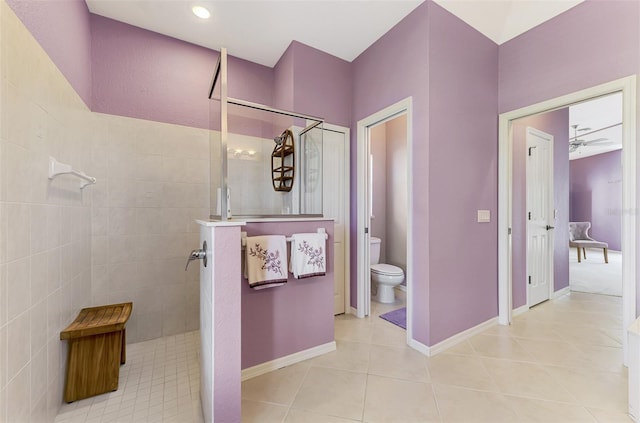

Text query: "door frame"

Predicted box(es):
[498, 75, 637, 365]
[356, 97, 413, 342]
[323, 122, 351, 314]
[525, 127, 555, 307]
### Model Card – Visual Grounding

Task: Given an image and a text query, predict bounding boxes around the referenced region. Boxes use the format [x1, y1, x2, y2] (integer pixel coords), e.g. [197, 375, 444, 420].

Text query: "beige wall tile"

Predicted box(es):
[30, 251, 47, 306]
[0, 204, 6, 264]
[4, 143, 31, 203]
[1, 10, 93, 421]
[29, 344, 46, 406]
[46, 248, 60, 295]
[7, 203, 29, 261]
[7, 310, 30, 381]
[46, 290, 61, 337]
[0, 325, 6, 388]
[6, 364, 29, 423]
[7, 258, 29, 321]
[30, 298, 47, 356]
[0, 264, 6, 327]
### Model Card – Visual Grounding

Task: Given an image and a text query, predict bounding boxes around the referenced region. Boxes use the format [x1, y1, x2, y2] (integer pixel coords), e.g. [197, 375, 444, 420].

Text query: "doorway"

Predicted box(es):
[498, 76, 637, 365]
[356, 97, 413, 343]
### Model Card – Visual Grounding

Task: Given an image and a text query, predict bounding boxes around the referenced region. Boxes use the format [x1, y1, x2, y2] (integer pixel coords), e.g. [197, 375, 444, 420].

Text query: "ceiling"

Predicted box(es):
[85, 0, 584, 68]
[569, 92, 623, 161]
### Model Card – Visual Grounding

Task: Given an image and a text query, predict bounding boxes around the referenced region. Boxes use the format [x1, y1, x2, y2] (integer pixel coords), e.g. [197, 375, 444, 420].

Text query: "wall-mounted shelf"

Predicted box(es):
[271, 130, 295, 192]
[48, 156, 96, 189]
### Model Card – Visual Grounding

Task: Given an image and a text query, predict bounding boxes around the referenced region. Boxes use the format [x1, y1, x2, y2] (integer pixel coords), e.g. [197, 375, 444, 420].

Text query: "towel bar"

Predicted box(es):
[241, 228, 328, 248]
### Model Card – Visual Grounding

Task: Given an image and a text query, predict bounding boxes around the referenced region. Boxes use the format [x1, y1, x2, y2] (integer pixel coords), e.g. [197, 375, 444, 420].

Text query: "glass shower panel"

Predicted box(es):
[299, 123, 323, 215]
[225, 101, 323, 217]
[209, 96, 223, 219]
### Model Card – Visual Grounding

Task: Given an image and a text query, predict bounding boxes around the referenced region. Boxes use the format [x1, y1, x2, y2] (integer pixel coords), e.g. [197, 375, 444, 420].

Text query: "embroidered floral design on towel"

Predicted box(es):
[249, 243, 284, 276]
[297, 241, 325, 270]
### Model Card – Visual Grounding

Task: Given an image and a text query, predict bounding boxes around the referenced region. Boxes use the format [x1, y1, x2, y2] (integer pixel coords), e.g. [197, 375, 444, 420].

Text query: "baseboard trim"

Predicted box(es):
[241, 341, 336, 381]
[513, 304, 529, 317]
[408, 337, 431, 356]
[553, 286, 571, 299]
[427, 317, 498, 356]
[396, 285, 407, 293]
[350, 306, 358, 316]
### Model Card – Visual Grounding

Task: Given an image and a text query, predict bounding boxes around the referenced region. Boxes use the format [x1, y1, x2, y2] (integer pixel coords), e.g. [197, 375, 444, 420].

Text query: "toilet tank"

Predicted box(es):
[370, 237, 381, 265]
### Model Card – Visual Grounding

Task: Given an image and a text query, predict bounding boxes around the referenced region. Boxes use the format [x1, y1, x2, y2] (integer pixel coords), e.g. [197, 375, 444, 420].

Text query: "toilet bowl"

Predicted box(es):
[370, 237, 405, 304]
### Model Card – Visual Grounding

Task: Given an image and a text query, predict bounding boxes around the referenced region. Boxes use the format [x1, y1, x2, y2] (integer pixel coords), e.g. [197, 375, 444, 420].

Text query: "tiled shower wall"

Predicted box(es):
[1, 3, 209, 421]
[90, 113, 208, 344]
[1, 2, 94, 422]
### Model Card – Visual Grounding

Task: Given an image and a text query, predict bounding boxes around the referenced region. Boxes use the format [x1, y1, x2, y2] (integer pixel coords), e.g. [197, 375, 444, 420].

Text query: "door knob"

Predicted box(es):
[546, 225, 555, 231]
[185, 240, 207, 271]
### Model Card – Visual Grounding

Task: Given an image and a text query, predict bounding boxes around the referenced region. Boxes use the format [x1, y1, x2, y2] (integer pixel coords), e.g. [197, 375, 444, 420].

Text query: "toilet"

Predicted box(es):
[370, 237, 405, 303]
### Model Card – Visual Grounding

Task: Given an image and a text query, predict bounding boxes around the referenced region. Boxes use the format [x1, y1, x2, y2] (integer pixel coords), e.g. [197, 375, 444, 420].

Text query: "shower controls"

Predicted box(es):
[185, 240, 207, 271]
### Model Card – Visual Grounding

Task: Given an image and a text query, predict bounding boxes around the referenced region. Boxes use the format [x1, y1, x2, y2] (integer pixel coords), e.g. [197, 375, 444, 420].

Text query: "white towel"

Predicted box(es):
[289, 233, 326, 279]
[245, 235, 288, 289]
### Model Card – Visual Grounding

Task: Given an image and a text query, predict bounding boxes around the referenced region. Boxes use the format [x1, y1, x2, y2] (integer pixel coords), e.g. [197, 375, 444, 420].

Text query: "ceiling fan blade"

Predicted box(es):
[582, 139, 613, 145]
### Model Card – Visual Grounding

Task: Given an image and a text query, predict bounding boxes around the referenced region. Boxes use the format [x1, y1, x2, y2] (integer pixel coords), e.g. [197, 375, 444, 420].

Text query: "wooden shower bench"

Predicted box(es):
[60, 302, 132, 402]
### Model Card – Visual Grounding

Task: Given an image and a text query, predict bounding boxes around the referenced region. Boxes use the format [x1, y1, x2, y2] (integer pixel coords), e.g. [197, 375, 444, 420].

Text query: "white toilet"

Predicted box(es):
[370, 237, 405, 303]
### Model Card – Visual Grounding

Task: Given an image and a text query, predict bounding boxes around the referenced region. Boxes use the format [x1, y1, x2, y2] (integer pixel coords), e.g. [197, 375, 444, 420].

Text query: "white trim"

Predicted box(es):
[356, 97, 413, 348]
[350, 306, 358, 315]
[511, 286, 570, 318]
[322, 122, 351, 316]
[552, 286, 570, 299]
[241, 341, 336, 381]
[408, 338, 431, 356]
[512, 304, 529, 317]
[408, 317, 499, 357]
[429, 317, 498, 356]
[498, 75, 637, 366]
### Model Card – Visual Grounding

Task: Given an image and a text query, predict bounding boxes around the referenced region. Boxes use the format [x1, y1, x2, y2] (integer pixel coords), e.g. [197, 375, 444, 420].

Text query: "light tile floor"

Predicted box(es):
[54, 331, 203, 423]
[55, 292, 631, 423]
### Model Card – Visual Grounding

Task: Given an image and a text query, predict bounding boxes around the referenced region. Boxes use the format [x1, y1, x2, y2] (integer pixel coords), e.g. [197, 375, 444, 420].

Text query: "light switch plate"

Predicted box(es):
[477, 210, 490, 223]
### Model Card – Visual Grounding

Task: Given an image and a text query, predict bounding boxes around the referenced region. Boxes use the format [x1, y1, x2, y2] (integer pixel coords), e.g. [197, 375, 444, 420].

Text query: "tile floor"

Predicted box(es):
[55, 292, 631, 422]
[53, 331, 203, 423]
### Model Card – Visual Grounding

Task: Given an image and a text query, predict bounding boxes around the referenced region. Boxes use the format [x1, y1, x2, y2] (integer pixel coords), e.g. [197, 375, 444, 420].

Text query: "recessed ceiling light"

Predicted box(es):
[192, 6, 211, 19]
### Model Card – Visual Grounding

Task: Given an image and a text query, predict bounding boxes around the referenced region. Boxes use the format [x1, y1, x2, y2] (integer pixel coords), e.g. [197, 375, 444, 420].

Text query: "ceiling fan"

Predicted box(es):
[569, 123, 616, 152]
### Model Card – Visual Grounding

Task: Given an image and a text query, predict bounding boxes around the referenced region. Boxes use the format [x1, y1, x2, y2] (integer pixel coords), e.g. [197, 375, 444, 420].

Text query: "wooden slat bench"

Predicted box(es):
[60, 302, 132, 403]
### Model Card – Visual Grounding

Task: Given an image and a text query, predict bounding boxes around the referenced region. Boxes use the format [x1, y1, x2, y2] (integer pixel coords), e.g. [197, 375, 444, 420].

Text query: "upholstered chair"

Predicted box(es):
[568, 221, 608, 263]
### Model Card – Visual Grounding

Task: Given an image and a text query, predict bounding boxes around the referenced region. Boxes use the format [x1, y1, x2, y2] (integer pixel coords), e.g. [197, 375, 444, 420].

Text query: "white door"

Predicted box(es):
[526, 127, 554, 307]
[323, 127, 349, 315]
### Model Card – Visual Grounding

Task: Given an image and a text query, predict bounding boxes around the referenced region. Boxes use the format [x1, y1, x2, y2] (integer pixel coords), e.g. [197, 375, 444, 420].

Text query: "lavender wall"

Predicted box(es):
[352, 1, 430, 344]
[6, 0, 92, 106]
[289, 41, 352, 128]
[241, 220, 334, 369]
[211, 226, 242, 422]
[90, 14, 273, 131]
[498, 0, 639, 114]
[570, 150, 622, 251]
[427, 3, 499, 344]
[512, 109, 570, 309]
[498, 0, 639, 310]
[273, 42, 295, 111]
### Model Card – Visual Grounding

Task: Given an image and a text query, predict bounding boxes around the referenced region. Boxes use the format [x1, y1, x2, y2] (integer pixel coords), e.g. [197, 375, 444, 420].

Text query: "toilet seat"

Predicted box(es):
[371, 263, 404, 276]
